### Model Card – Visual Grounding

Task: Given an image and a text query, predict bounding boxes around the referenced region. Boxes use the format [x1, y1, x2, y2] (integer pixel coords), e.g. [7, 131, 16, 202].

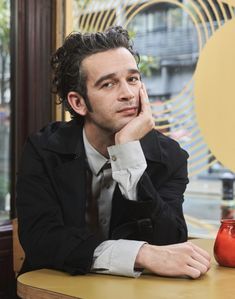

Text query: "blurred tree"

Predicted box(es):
[138, 55, 159, 77]
[129, 30, 159, 76]
[0, 0, 10, 105]
[73, 0, 90, 10]
[0, 175, 7, 210]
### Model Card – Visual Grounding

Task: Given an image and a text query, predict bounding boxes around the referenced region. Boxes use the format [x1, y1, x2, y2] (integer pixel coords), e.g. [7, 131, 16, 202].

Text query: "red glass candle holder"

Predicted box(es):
[214, 219, 235, 267]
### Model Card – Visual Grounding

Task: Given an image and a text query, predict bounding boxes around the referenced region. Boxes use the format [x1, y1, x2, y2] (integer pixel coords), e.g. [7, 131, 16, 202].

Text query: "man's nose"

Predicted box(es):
[118, 81, 135, 101]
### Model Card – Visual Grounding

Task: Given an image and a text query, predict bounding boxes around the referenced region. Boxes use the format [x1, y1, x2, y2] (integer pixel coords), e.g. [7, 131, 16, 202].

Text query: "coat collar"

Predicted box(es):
[44, 120, 164, 164]
[44, 120, 85, 156]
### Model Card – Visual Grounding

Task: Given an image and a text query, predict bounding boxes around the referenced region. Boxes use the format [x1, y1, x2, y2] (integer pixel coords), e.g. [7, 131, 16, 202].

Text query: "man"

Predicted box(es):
[16, 26, 210, 279]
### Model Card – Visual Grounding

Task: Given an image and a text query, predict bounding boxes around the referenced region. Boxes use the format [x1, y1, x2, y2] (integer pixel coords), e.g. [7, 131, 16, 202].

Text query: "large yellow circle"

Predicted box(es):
[195, 18, 235, 172]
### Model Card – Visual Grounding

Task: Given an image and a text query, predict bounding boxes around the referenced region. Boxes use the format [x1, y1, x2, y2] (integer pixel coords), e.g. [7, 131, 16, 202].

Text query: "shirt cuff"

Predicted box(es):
[91, 239, 146, 277]
[107, 141, 146, 172]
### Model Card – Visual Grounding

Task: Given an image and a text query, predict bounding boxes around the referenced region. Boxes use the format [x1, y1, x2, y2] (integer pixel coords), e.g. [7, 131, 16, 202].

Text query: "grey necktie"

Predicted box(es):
[86, 161, 112, 238]
[98, 162, 112, 238]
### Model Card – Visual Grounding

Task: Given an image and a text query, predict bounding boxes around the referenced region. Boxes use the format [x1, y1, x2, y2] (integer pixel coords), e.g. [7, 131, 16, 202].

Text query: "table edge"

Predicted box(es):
[17, 280, 82, 299]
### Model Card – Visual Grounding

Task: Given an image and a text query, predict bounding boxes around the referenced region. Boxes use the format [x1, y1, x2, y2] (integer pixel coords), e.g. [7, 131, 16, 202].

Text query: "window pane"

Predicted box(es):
[0, 0, 10, 221]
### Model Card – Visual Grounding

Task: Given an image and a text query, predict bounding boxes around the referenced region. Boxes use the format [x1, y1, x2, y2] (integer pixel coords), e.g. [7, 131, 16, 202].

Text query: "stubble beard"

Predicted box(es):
[85, 113, 134, 140]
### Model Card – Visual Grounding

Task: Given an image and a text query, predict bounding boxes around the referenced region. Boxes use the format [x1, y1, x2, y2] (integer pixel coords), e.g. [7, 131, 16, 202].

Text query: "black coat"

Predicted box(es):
[16, 120, 189, 275]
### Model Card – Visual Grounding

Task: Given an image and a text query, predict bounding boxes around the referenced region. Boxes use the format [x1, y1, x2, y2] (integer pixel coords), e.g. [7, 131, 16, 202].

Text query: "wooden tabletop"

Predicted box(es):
[17, 239, 235, 299]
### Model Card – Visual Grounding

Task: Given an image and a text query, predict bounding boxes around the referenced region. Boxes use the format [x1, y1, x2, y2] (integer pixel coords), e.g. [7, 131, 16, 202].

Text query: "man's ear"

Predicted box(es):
[67, 91, 88, 116]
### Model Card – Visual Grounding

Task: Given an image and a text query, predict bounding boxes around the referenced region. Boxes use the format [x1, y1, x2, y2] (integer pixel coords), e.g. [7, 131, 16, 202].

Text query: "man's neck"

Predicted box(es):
[84, 124, 115, 158]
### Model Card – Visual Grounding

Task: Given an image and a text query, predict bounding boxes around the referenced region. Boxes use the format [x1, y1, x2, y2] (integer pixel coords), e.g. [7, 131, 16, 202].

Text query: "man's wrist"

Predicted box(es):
[135, 243, 151, 268]
[115, 133, 129, 145]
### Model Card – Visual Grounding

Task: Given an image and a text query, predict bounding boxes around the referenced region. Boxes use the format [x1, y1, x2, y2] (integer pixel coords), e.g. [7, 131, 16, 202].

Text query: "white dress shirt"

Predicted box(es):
[83, 130, 147, 277]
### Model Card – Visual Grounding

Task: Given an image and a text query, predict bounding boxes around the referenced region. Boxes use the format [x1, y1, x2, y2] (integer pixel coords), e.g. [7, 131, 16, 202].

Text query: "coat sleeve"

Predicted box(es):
[16, 138, 101, 275]
[110, 141, 189, 245]
[137, 155, 188, 245]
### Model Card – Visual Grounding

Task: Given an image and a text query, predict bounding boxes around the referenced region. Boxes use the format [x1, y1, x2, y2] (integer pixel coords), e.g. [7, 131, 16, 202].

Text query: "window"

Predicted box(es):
[0, 0, 10, 222]
[70, 0, 235, 238]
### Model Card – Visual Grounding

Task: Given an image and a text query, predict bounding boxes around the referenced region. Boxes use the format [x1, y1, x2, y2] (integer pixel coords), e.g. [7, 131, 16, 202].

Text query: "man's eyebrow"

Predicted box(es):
[94, 73, 116, 87]
[128, 68, 141, 76]
[94, 69, 141, 87]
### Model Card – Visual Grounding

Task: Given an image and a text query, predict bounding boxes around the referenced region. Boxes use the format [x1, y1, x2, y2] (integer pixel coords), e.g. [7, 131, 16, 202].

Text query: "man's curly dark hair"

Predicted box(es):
[51, 26, 140, 120]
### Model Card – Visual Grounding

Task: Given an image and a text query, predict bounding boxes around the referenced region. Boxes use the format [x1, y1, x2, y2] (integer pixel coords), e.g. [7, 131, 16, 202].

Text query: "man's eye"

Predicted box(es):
[102, 82, 114, 88]
[128, 77, 139, 83]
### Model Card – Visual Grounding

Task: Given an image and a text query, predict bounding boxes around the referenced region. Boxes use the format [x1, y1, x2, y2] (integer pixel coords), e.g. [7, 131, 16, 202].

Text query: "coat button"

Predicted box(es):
[111, 155, 117, 161]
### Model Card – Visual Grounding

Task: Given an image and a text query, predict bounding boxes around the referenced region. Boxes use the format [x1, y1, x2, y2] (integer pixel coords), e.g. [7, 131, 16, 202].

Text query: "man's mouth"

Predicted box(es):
[117, 106, 138, 114]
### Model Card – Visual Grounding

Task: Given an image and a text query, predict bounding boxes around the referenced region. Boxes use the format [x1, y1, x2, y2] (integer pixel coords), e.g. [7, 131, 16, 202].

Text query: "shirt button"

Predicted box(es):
[111, 155, 117, 161]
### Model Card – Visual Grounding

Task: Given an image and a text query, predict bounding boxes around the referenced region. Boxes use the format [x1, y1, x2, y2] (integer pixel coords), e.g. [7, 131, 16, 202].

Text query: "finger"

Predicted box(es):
[185, 265, 201, 279]
[187, 257, 209, 276]
[189, 242, 211, 261]
[139, 88, 147, 113]
[142, 82, 148, 99]
[140, 84, 151, 113]
[191, 250, 211, 270]
[141, 83, 149, 103]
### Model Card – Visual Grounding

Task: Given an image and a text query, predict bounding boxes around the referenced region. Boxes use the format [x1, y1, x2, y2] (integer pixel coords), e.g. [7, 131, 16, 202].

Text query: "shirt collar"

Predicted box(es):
[83, 129, 109, 176]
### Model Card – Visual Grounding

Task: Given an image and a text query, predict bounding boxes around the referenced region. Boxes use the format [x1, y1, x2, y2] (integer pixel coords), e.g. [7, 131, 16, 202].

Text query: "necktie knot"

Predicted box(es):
[102, 161, 111, 170]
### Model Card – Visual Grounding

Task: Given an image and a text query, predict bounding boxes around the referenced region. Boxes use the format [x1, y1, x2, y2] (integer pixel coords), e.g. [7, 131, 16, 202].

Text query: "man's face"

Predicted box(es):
[82, 47, 142, 135]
